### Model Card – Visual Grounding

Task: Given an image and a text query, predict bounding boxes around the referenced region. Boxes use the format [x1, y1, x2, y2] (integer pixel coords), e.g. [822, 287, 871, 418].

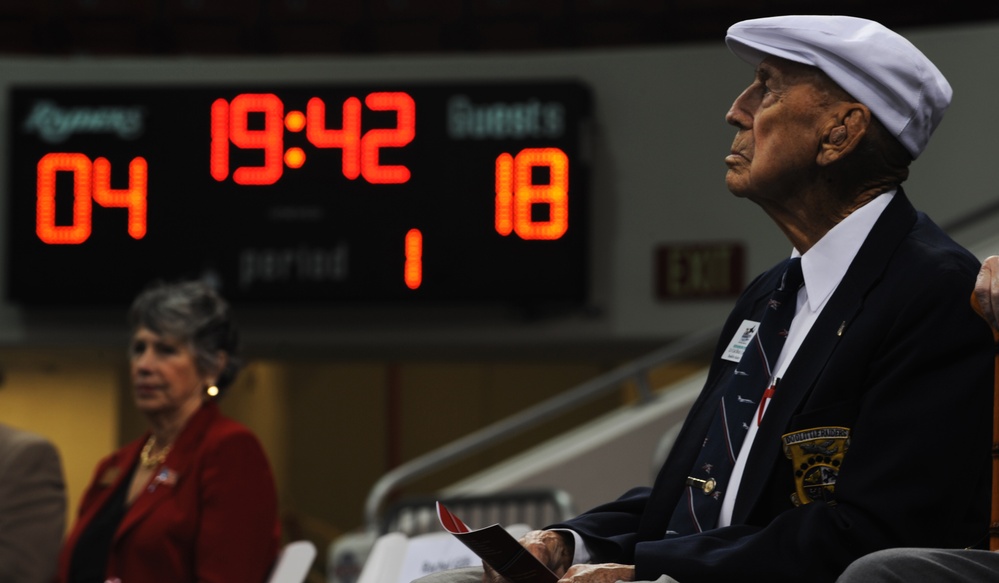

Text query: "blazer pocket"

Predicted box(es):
[782, 400, 859, 507]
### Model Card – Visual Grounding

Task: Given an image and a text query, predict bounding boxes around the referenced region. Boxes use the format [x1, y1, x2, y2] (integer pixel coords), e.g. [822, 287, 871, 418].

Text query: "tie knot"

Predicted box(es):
[778, 257, 804, 293]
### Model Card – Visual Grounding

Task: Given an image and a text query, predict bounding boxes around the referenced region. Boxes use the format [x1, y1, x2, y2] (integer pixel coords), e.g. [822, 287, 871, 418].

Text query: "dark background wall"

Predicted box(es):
[1, 0, 996, 58]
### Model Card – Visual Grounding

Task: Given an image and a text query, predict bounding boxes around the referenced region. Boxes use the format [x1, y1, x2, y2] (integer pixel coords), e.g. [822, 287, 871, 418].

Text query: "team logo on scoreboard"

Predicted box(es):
[782, 426, 850, 506]
[23, 100, 146, 143]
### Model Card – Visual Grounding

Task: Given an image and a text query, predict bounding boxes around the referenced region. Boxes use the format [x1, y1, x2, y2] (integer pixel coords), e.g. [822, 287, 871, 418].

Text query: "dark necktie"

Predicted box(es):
[667, 257, 804, 535]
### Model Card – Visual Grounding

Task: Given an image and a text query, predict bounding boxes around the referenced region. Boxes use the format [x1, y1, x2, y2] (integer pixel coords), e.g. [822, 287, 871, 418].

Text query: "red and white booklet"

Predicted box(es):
[437, 502, 558, 583]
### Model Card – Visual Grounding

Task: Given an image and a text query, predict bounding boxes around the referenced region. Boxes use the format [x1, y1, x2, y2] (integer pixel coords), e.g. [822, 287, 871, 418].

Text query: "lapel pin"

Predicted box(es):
[147, 467, 178, 492]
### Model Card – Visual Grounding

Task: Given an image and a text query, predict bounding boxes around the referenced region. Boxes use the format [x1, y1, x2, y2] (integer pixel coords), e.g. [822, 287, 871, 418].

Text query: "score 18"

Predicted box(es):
[495, 147, 569, 241]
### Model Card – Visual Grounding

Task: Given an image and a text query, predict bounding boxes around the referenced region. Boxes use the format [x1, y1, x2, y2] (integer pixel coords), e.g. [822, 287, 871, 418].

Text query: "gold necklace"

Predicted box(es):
[139, 436, 172, 469]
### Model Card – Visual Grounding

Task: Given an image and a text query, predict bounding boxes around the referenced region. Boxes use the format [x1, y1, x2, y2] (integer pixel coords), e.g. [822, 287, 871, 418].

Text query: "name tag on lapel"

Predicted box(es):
[722, 319, 760, 362]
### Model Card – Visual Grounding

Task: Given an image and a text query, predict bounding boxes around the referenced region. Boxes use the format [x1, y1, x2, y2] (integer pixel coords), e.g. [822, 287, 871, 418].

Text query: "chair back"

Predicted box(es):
[378, 488, 574, 536]
[267, 540, 317, 583]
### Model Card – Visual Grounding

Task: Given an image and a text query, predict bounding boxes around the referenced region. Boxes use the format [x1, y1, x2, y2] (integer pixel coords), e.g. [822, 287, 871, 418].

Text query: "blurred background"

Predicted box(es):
[0, 0, 995, 56]
[1, 2, 998, 582]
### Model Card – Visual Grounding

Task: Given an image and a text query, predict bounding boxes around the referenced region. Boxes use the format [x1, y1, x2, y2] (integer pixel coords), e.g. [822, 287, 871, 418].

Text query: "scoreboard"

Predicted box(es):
[6, 82, 592, 307]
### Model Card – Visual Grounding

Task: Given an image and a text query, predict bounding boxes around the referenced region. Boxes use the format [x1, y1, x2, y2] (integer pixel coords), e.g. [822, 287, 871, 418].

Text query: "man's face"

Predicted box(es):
[724, 57, 838, 204]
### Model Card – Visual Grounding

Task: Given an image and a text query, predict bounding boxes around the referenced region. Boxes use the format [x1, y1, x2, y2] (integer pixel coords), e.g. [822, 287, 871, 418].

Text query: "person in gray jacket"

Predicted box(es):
[0, 422, 66, 583]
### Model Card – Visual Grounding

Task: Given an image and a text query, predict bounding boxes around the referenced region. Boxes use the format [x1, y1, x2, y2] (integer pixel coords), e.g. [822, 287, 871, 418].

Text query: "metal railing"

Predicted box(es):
[362, 325, 721, 533]
[942, 196, 999, 234]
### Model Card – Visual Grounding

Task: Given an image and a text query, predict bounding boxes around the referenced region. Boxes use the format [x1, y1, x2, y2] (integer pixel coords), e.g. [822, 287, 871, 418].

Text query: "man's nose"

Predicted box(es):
[725, 87, 755, 129]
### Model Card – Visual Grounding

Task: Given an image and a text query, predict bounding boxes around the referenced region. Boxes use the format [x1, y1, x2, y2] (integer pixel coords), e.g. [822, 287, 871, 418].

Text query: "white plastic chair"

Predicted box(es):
[268, 540, 318, 583]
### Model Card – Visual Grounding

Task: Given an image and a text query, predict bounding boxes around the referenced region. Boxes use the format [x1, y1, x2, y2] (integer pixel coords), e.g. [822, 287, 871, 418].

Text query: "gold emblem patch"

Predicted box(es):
[782, 426, 850, 506]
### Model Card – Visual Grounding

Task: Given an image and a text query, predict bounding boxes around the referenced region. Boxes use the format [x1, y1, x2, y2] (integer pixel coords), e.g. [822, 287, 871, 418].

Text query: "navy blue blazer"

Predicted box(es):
[554, 191, 993, 582]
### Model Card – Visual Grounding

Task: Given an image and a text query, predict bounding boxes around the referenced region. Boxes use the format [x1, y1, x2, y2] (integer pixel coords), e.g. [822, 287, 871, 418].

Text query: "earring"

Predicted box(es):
[206, 384, 219, 398]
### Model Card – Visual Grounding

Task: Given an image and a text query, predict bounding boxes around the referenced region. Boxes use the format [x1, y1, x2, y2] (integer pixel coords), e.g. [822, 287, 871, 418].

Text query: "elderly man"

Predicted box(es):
[418, 15, 993, 583]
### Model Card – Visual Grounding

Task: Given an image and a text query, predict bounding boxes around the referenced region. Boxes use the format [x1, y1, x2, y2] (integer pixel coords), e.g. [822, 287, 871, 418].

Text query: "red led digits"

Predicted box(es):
[210, 94, 285, 185]
[92, 156, 148, 239]
[494, 147, 569, 240]
[37, 153, 92, 244]
[214, 92, 415, 185]
[209, 98, 230, 181]
[36, 153, 148, 245]
[494, 152, 515, 236]
[515, 148, 568, 240]
[404, 228, 423, 289]
[229, 94, 284, 185]
[306, 96, 362, 179]
[361, 92, 415, 184]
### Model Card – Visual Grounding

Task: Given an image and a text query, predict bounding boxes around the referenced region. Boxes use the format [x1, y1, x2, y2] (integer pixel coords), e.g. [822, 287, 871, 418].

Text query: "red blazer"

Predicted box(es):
[57, 402, 281, 583]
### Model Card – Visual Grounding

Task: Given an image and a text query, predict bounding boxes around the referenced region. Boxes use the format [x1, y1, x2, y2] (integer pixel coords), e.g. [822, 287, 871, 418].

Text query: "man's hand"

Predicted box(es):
[482, 530, 573, 583]
[975, 255, 999, 329]
[560, 563, 635, 583]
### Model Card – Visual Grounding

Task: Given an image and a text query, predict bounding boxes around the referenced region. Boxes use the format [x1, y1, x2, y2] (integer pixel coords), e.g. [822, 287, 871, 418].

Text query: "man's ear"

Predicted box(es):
[817, 104, 871, 165]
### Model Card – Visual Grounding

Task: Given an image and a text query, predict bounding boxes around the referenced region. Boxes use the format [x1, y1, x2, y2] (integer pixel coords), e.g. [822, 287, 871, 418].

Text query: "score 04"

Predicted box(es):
[210, 92, 415, 186]
[35, 152, 147, 244]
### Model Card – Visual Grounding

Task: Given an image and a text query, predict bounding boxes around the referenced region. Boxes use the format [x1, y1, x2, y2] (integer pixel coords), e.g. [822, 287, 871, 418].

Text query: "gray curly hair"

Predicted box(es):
[128, 280, 242, 394]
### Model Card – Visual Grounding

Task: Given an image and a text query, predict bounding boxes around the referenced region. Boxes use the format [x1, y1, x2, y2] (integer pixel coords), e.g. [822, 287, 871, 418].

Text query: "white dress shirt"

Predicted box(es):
[718, 191, 893, 526]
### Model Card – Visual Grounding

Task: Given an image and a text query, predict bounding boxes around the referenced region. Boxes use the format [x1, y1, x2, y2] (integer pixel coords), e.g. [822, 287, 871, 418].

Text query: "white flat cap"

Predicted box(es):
[726, 15, 952, 159]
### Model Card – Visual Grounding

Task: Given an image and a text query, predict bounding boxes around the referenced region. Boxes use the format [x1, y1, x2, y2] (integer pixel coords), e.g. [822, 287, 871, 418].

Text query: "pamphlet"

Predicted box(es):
[436, 502, 558, 583]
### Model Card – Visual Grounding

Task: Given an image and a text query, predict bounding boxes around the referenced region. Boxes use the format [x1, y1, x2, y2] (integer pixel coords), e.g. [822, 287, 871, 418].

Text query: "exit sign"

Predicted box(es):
[655, 242, 745, 300]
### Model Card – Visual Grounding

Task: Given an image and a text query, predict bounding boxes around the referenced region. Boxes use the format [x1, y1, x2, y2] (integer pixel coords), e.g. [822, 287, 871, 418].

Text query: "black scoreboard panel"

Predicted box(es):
[7, 82, 592, 307]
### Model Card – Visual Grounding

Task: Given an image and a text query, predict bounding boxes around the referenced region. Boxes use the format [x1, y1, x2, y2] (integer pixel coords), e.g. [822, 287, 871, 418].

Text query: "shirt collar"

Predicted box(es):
[792, 190, 895, 312]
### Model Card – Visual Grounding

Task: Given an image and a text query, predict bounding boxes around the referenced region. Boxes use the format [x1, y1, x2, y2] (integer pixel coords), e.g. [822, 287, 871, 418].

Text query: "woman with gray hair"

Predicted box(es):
[56, 280, 280, 583]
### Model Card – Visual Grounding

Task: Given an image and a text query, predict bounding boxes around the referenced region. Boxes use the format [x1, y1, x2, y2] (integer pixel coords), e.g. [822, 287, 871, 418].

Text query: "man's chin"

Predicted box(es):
[725, 177, 750, 198]
[726, 172, 769, 201]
